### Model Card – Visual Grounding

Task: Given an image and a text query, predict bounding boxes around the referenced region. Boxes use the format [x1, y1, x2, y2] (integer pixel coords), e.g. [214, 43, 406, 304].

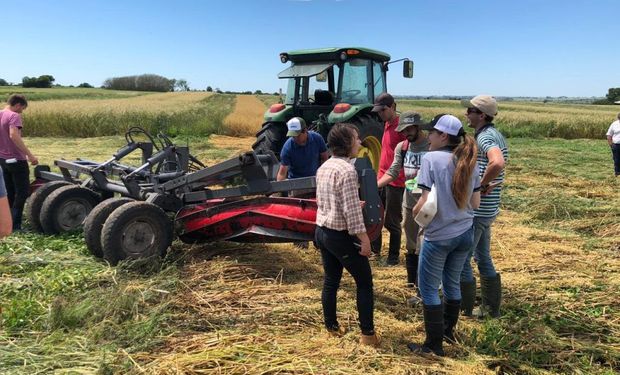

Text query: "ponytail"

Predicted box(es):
[450, 133, 478, 209]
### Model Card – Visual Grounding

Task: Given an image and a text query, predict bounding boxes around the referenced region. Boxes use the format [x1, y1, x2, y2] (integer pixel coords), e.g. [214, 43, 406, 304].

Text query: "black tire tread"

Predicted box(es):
[101, 201, 173, 266]
[40, 185, 100, 234]
[26, 181, 72, 232]
[83, 197, 134, 258]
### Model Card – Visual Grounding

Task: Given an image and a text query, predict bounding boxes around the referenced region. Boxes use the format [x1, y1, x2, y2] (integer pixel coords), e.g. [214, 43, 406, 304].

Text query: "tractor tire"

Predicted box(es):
[351, 113, 384, 172]
[101, 201, 173, 266]
[40, 185, 100, 234]
[26, 180, 73, 232]
[83, 197, 134, 258]
[252, 122, 288, 159]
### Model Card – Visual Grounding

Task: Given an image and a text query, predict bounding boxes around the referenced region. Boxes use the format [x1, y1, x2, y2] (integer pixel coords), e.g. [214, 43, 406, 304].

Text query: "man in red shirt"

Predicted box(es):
[371, 93, 406, 265]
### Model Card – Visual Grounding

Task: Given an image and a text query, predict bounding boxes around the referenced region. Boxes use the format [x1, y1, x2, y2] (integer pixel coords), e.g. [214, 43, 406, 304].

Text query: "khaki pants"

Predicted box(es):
[403, 190, 422, 255]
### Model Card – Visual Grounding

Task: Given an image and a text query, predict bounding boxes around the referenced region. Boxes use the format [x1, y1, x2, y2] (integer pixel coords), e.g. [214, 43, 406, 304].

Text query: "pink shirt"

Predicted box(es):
[0, 109, 26, 160]
[378, 116, 406, 187]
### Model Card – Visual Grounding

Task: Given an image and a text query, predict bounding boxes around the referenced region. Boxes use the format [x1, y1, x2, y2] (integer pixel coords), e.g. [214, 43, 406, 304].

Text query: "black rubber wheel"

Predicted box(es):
[26, 180, 73, 232]
[40, 185, 100, 234]
[252, 121, 288, 159]
[83, 197, 134, 258]
[101, 201, 173, 266]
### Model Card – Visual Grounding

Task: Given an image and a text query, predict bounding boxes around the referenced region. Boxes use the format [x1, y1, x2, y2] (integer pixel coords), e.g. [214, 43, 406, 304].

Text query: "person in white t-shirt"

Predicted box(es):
[606, 112, 620, 177]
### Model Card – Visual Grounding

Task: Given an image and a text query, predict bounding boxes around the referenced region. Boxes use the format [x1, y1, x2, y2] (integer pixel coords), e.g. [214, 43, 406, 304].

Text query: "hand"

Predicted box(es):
[481, 181, 501, 196]
[360, 201, 366, 209]
[359, 240, 371, 257]
[28, 155, 39, 165]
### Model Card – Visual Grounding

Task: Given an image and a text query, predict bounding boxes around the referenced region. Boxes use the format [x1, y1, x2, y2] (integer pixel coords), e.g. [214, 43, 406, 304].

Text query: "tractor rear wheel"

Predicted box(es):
[26, 180, 73, 232]
[352, 113, 383, 172]
[40, 185, 100, 234]
[83, 197, 134, 258]
[101, 201, 173, 266]
[252, 122, 288, 159]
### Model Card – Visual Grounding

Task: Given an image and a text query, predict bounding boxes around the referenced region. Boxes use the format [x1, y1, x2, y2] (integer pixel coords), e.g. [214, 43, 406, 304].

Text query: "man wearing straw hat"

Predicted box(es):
[459, 95, 508, 318]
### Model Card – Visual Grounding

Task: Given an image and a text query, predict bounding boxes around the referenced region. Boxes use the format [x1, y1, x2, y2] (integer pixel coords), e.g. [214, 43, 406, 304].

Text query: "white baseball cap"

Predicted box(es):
[286, 117, 307, 137]
[423, 114, 464, 136]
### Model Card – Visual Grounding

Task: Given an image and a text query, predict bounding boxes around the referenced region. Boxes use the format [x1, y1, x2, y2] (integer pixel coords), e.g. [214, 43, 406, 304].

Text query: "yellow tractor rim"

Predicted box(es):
[357, 136, 382, 172]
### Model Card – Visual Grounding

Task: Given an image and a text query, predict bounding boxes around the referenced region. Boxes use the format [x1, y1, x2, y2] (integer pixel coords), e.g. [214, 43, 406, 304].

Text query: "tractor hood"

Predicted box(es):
[278, 62, 333, 79]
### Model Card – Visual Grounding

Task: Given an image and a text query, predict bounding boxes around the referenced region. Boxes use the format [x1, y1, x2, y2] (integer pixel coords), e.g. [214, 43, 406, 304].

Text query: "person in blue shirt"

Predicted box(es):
[0, 166, 12, 238]
[277, 117, 329, 181]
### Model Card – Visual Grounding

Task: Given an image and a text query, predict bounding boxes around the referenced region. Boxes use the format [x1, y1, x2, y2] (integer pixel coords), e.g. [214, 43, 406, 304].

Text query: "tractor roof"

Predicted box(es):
[282, 47, 391, 63]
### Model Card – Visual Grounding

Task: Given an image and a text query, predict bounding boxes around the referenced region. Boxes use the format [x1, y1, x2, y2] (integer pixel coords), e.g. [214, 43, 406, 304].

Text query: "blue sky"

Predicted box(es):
[2, 0, 618, 97]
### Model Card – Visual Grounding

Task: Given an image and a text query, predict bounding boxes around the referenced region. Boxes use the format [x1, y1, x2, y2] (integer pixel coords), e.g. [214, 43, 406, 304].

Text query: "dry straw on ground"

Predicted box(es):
[223, 95, 266, 136]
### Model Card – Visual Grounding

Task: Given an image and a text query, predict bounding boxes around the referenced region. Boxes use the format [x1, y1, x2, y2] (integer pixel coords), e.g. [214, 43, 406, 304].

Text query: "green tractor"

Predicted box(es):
[252, 47, 413, 171]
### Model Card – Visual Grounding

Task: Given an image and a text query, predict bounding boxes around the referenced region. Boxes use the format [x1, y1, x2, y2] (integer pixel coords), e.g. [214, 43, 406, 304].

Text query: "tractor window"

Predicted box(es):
[308, 72, 330, 103]
[284, 79, 295, 105]
[339, 59, 371, 104]
[372, 61, 386, 100]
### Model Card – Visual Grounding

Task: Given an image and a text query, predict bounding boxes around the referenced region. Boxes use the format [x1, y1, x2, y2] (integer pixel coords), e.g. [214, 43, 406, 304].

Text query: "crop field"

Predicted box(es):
[0, 89, 619, 374]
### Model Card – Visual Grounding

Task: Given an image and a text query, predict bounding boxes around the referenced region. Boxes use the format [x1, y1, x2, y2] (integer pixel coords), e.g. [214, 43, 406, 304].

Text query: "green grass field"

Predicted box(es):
[1, 132, 618, 374]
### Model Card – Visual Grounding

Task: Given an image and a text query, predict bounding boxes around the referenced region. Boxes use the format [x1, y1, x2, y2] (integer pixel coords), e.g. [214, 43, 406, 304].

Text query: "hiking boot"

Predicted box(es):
[326, 326, 346, 338]
[359, 332, 381, 348]
[407, 304, 445, 356]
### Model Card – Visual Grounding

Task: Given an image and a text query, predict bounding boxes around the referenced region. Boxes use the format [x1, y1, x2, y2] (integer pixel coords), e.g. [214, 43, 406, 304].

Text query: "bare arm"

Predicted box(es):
[0, 197, 12, 238]
[9, 127, 38, 165]
[276, 165, 288, 181]
[480, 147, 504, 186]
[412, 189, 429, 216]
[377, 173, 395, 188]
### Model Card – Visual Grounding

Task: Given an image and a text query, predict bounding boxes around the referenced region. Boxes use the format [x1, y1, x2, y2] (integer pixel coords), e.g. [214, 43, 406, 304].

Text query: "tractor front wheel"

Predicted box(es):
[101, 201, 173, 265]
[252, 121, 288, 159]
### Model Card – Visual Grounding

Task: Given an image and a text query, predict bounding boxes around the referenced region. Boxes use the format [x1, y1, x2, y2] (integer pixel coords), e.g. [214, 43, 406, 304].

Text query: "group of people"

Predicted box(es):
[0, 94, 38, 239]
[278, 93, 509, 356]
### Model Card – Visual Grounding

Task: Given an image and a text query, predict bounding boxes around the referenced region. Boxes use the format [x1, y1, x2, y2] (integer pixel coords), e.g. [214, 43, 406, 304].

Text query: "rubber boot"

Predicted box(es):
[478, 273, 502, 318]
[407, 304, 445, 356]
[460, 278, 476, 317]
[443, 299, 461, 344]
[405, 254, 418, 287]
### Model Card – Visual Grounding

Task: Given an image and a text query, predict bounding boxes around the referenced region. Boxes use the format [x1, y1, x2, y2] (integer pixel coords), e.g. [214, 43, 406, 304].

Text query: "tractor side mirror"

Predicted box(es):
[403, 60, 414, 78]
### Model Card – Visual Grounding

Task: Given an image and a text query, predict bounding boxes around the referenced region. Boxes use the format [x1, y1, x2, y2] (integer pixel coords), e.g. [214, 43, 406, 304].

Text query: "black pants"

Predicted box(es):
[315, 226, 374, 335]
[0, 159, 29, 230]
[612, 144, 620, 176]
[372, 185, 404, 260]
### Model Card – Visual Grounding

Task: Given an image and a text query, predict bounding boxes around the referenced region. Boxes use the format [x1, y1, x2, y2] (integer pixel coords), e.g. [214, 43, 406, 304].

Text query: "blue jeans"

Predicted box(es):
[460, 216, 497, 282]
[611, 144, 620, 175]
[418, 227, 474, 306]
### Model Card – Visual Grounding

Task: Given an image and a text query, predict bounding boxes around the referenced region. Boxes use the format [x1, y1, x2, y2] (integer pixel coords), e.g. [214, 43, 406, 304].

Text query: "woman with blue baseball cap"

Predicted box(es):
[408, 114, 481, 357]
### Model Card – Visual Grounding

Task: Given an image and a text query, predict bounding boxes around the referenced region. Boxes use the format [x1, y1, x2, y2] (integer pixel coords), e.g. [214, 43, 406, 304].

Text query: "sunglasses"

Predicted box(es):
[467, 107, 483, 115]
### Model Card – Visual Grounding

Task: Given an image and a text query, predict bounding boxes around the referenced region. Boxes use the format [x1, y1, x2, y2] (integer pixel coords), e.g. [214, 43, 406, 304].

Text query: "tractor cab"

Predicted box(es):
[253, 47, 413, 171]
